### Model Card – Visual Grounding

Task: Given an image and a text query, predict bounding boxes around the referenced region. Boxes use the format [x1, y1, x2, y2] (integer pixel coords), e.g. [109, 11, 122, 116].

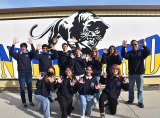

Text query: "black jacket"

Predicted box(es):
[70, 57, 87, 75]
[33, 50, 58, 72]
[56, 76, 77, 99]
[34, 76, 55, 98]
[77, 76, 98, 95]
[101, 76, 129, 100]
[121, 46, 150, 74]
[87, 57, 102, 76]
[102, 53, 122, 74]
[9, 44, 35, 72]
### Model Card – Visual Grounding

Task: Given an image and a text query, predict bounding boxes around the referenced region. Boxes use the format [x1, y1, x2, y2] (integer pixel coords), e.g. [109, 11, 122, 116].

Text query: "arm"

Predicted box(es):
[121, 47, 130, 59]
[142, 46, 150, 59]
[9, 45, 19, 60]
[101, 53, 107, 64]
[50, 49, 59, 60]
[115, 55, 122, 65]
[121, 78, 129, 91]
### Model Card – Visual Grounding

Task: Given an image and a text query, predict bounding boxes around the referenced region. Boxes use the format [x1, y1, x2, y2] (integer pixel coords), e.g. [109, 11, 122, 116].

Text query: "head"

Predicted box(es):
[91, 47, 99, 57]
[62, 43, 68, 52]
[85, 65, 93, 76]
[65, 66, 74, 77]
[74, 47, 81, 57]
[131, 40, 139, 51]
[42, 44, 49, 53]
[47, 67, 55, 77]
[108, 45, 116, 54]
[20, 43, 27, 53]
[110, 64, 122, 77]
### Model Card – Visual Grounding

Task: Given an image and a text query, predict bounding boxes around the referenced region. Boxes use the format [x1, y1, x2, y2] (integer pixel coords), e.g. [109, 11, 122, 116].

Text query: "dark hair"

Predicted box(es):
[85, 65, 94, 76]
[62, 43, 68, 47]
[47, 67, 55, 76]
[42, 44, 48, 49]
[20, 43, 27, 48]
[130, 40, 138, 45]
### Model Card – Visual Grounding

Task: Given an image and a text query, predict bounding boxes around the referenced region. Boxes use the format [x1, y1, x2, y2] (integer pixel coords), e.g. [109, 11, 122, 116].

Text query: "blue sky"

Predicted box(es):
[0, 0, 160, 9]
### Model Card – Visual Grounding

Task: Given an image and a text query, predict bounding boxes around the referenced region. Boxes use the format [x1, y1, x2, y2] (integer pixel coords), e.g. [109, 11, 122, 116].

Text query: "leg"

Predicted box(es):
[94, 76, 101, 102]
[35, 95, 50, 118]
[79, 95, 87, 116]
[129, 74, 136, 102]
[18, 72, 26, 104]
[85, 95, 94, 116]
[109, 99, 118, 115]
[136, 74, 144, 104]
[57, 95, 68, 118]
[25, 72, 33, 103]
[67, 98, 73, 115]
[99, 91, 109, 113]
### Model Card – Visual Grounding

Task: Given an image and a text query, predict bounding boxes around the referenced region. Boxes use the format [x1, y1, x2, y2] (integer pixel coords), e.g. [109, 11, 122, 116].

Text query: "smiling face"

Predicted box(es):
[85, 66, 93, 76]
[21, 46, 27, 53]
[65, 67, 73, 77]
[131, 40, 139, 51]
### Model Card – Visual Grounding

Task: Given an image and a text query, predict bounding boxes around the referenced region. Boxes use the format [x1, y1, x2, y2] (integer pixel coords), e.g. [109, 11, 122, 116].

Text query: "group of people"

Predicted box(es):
[9, 37, 150, 118]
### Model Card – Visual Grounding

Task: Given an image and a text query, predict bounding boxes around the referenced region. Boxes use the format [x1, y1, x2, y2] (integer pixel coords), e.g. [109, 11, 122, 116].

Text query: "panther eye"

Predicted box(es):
[95, 29, 100, 34]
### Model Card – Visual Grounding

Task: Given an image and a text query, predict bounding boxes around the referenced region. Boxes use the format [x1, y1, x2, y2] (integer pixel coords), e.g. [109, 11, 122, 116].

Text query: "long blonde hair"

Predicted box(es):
[110, 64, 122, 78]
[91, 48, 101, 62]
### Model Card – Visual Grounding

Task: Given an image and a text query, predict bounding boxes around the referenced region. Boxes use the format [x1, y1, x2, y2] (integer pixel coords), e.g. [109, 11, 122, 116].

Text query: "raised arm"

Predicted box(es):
[121, 40, 130, 59]
[9, 38, 19, 60]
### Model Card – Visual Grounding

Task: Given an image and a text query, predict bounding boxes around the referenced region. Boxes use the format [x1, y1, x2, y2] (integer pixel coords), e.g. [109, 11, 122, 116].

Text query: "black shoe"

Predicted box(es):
[138, 103, 144, 108]
[23, 103, 28, 107]
[71, 106, 75, 111]
[125, 100, 133, 104]
[30, 102, 35, 106]
[48, 97, 54, 103]
[100, 113, 105, 118]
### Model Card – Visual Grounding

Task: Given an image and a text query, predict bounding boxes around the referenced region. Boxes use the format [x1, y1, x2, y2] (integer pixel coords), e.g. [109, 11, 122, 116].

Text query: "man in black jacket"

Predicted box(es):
[121, 39, 150, 108]
[9, 38, 35, 107]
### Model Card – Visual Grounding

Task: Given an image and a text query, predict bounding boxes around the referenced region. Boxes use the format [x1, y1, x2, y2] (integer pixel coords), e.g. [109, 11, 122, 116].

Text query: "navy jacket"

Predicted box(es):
[55, 50, 72, 71]
[34, 76, 55, 98]
[78, 76, 98, 95]
[56, 76, 77, 99]
[33, 49, 58, 72]
[121, 46, 150, 74]
[70, 57, 87, 75]
[87, 57, 102, 76]
[9, 44, 35, 72]
[101, 76, 129, 100]
[102, 53, 122, 74]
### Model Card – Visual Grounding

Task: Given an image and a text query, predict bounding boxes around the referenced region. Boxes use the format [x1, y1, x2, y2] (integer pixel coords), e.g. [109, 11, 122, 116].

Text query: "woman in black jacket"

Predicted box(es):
[102, 45, 122, 75]
[56, 67, 77, 118]
[34, 67, 56, 118]
[99, 64, 129, 118]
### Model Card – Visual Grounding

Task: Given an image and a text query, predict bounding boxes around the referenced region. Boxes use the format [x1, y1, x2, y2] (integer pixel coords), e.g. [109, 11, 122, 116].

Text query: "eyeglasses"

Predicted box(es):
[42, 48, 48, 49]
[131, 44, 138, 46]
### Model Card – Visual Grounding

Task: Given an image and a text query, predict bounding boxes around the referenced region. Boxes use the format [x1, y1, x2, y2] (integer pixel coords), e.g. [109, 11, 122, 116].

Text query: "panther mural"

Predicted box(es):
[30, 11, 109, 54]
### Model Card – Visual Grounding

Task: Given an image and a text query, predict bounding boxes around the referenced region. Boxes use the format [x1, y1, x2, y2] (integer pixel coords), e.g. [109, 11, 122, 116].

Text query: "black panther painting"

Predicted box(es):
[30, 11, 109, 54]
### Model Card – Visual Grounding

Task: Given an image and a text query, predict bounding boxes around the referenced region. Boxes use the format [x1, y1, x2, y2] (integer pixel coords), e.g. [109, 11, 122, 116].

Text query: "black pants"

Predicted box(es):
[99, 91, 118, 115]
[57, 95, 72, 118]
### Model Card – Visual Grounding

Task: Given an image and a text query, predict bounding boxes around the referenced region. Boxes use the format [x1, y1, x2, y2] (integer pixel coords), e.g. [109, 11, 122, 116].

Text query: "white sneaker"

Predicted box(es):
[81, 116, 85, 118]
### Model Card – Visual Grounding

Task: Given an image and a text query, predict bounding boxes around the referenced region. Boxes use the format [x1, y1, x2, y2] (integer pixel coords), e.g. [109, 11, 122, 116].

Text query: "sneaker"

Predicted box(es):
[23, 103, 28, 107]
[30, 102, 35, 106]
[81, 116, 85, 118]
[100, 113, 105, 118]
[138, 103, 144, 108]
[125, 100, 133, 104]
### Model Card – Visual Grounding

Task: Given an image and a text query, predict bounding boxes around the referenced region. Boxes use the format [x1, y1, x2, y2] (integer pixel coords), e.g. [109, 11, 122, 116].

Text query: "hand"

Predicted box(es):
[50, 44, 56, 50]
[37, 74, 43, 80]
[81, 54, 86, 59]
[70, 80, 77, 86]
[36, 43, 42, 50]
[70, 53, 75, 59]
[140, 39, 145, 46]
[122, 40, 127, 47]
[27, 37, 33, 44]
[103, 72, 107, 78]
[79, 78, 85, 84]
[13, 38, 19, 45]
[57, 78, 63, 83]
[114, 50, 119, 56]
[123, 78, 129, 84]
[95, 84, 101, 89]
[103, 48, 107, 54]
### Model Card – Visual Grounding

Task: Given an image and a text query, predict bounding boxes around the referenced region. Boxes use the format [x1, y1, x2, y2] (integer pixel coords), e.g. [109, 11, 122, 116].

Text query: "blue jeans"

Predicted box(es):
[79, 95, 94, 116]
[35, 95, 50, 118]
[94, 76, 100, 101]
[18, 72, 32, 103]
[129, 74, 144, 103]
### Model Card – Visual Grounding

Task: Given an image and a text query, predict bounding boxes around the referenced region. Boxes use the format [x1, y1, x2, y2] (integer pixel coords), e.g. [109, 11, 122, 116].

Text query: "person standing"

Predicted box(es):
[56, 67, 77, 118]
[9, 38, 35, 107]
[87, 48, 102, 107]
[121, 39, 150, 108]
[102, 45, 122, 76]
[77, 65, 100, 118]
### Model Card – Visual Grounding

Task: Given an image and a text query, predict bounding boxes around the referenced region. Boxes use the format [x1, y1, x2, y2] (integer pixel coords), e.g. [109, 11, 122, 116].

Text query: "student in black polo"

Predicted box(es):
[9, 38, 35, 107]
[52, 43, 72, 76]
[34, 44, 58, 75]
